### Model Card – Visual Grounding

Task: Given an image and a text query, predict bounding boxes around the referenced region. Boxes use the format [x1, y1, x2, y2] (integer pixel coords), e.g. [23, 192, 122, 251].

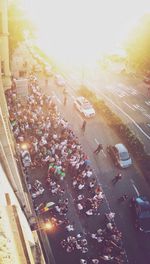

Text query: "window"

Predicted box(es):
[0, 12, 3, 34]
[1, 61, 4, 75]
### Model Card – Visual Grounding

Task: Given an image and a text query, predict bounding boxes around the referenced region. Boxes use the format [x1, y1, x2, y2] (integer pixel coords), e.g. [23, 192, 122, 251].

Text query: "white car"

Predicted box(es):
[107, 143, 132, 168]
[55, 74, 66, 86]
[74, 96, 95, 118]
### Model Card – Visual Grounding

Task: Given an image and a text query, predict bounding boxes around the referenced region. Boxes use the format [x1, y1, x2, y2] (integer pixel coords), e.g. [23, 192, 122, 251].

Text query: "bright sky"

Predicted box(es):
[22, 0, 150, 66]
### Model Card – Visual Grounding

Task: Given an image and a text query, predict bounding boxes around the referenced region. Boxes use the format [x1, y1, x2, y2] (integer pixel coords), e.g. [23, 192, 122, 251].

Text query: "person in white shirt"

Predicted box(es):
[80, 259, 87, 264]
[92, 259, 99, 264]
[66, 224, 74, 232]
[86, 169, 93, 178]
[78, 183, 85, 190]
[86, 209, 93, 215]
[77, 203, 84, 211]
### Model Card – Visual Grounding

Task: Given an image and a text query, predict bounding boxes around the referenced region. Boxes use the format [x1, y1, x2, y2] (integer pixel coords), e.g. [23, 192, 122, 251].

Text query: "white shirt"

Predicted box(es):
[77, 203, 83, 210]
[86, 170, 93, 178]
[78, 184, 85, 190]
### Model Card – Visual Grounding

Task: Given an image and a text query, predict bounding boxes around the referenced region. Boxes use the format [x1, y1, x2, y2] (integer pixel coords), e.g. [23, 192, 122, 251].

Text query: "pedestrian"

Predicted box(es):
[112, 173, 122, 184]
[63, 96, 67, 106]
[118, 194, 128, 202]
[63, 88, 67, 96]
[105, 212, 115, 221]
[81, 120, 86, 134]
[93, 143, 103, 154]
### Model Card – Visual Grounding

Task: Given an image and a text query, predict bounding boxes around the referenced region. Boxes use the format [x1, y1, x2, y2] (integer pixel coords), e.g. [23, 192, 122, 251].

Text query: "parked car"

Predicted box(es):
[55, 74, 66, 86]
[131, 196, 150, 233]
[107, 143, 132, 168]
[74, 96, 95, 118]
[21, 150, 31, 167]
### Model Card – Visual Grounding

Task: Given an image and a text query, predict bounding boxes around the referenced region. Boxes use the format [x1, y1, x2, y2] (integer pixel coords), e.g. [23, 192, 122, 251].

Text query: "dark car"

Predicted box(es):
[131, 196, 150, 233]
[107, 143, 132, 168]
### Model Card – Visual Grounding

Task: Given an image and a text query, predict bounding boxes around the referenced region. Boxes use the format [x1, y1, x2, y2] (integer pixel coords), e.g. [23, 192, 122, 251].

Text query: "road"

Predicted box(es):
[30, 77, 150, 264]
[60, 68, 150, 153]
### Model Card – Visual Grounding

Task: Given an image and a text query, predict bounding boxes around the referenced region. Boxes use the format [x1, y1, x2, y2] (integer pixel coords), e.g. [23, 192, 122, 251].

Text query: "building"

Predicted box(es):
[0, 0, 11, 89]
[0, 1, 46, 263]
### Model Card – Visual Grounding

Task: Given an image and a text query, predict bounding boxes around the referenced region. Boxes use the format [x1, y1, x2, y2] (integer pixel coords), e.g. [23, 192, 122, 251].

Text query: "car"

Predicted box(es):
[74, 96, 95, 118]
[107, 143, 132, 168]
[131, 196, 150, 233]
[21, 150, 32, 167]
[55, 74, 66, 86]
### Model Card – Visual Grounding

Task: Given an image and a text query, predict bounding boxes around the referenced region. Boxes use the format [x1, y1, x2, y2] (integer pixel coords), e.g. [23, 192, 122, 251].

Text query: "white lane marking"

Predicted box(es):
[52, 92, 62, 105]
[101, 149, 107, 158]
[147, 123, 150, 127]
[145, 101, 150, 106]
[133, 104, 146, 112]
[143, 113, 150, 120]
[130, 179, 140, 196]
[123, 101, 136, 111]
[94, 138, 99, 145]
[99, 93, 150, 141]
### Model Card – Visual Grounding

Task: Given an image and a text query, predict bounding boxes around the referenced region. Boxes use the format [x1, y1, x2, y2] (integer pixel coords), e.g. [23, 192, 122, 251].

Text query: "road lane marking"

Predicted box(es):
[123, 101, 136, 111]
[143, 113, 150, 120]
[145, 101, 150, 106]
[147, 123, 150, 127]
[94, 138, 99, 145]
[130, 179, 140, 196]
[133, 104, 146, 112]
[52, 92, 62, 105]
[98, 93, 150, 141]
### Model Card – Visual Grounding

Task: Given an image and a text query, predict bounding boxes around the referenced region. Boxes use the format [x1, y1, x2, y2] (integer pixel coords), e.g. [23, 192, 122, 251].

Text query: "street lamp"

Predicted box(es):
[20, 142, 29, 150]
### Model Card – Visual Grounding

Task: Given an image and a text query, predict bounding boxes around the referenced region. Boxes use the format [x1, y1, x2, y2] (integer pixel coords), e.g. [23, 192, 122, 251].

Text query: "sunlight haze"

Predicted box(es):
[22, 0, 150, 66]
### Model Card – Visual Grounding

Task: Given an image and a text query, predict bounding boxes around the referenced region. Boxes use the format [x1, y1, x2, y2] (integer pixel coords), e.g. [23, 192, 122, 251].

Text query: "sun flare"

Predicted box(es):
[22, 0, 150, 66]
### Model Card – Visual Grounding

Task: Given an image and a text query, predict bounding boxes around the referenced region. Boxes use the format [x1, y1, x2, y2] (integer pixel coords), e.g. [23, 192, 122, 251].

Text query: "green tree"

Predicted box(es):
[8, 0, 35, 57]
[125, 14, 150, 74]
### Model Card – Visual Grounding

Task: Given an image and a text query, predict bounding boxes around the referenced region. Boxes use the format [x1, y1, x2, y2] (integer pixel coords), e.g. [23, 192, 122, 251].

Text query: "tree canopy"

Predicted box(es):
[125, 14, 150, 74]
[8, 0, 35, 56]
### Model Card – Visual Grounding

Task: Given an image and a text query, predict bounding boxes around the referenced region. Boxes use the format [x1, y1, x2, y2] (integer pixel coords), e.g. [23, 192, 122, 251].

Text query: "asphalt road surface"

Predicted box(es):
[30, 77, 150, 264]
[61, 69, 150, 153]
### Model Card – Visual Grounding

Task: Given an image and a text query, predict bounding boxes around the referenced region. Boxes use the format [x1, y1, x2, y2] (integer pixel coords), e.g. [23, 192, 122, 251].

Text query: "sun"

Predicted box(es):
[22, 0, 150, 67]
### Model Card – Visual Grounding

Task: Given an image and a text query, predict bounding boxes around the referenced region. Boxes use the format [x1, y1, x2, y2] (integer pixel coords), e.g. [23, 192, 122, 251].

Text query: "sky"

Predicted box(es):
[22, 0, 150, 66]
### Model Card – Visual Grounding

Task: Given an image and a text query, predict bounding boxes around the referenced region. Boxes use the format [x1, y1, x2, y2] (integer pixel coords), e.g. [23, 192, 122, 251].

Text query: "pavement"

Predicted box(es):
[24, 76, 150, 264]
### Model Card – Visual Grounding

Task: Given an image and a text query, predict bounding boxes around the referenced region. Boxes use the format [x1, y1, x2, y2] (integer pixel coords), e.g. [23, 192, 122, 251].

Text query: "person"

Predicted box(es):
[81, 120, 86, 134]
[80, 259, 87, 264]
[63, 96, 67, 106]
[92, 259, 99, 264]
[105, 212, 115, 221]
[93, 143, 103, 154]
[112, 173, 122, 184]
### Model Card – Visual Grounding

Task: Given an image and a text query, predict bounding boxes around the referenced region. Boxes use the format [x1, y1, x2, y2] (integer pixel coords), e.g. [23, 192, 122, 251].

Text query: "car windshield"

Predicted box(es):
[83, 103, 92, 110]
[120, 151, 130, 161]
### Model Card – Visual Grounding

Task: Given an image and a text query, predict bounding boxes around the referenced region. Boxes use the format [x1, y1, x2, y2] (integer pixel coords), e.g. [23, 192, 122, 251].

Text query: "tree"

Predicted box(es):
[8, 0, 35, 57]
[125, 14, 150, 74]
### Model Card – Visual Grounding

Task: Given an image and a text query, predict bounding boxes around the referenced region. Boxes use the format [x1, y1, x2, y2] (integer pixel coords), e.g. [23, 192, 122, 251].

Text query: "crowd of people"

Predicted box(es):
[5, 74, 126, 263]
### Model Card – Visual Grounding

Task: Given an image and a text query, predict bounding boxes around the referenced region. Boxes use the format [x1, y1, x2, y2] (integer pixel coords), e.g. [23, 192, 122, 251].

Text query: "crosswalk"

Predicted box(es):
[105, 83, 139, 98]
